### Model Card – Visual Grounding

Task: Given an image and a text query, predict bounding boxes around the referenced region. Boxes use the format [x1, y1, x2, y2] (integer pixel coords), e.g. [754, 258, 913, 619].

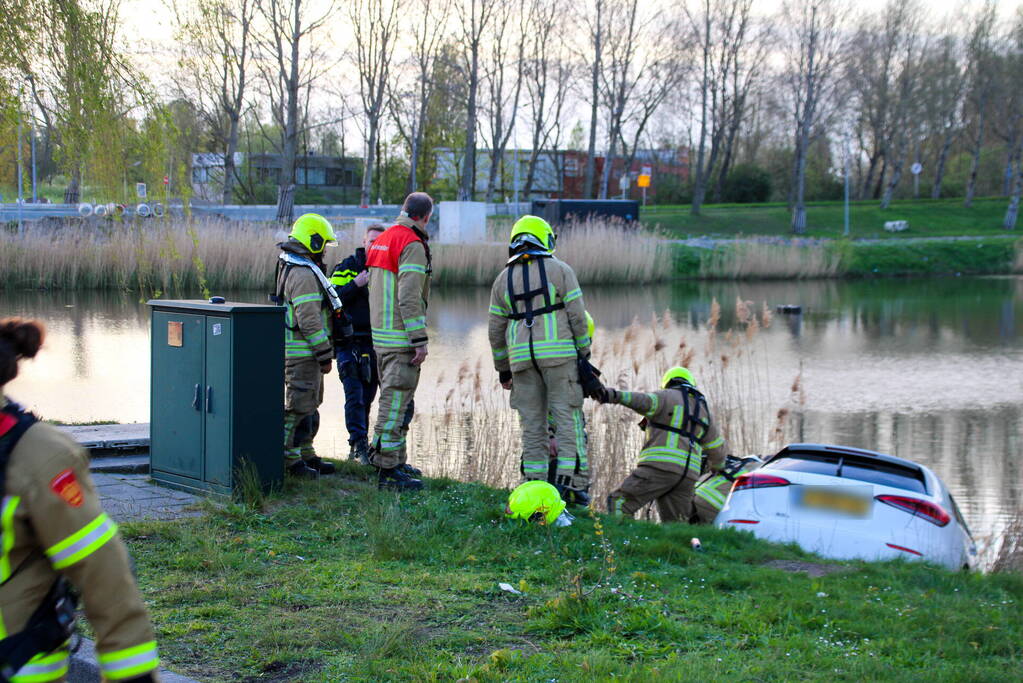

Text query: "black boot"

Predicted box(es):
[287, 460, 319, 480]
[377, 466, 423, 491]
[352, 438, 371, 466]
[306, 456, 336, 475]
[555, 476, 590, 507]
[396, 462, 422, 477]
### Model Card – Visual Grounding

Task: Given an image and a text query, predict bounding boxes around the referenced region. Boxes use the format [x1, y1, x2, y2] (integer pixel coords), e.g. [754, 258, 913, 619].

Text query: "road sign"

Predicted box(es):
[641, 165, 652, 176]
[910, 163, 922, 175]
[136, 183, 147, 199]
[163, 175, 170, 185]
[637, 174, 651, 188]
[618, 175, 630, 191]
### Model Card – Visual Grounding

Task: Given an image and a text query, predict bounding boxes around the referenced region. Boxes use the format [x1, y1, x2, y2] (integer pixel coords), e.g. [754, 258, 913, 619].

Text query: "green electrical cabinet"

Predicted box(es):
[147, 299, 284, 495]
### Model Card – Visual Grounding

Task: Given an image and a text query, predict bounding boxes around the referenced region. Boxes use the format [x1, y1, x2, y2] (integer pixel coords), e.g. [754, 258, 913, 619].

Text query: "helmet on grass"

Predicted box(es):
[505, 480, 567, 526]
[661, 366, 697, 389]
[290, 213, 337, 254]
[509, 215, 556, 253]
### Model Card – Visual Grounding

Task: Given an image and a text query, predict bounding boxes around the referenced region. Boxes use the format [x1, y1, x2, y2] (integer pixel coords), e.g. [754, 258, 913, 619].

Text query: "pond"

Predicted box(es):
[4, 275, 1021, 559]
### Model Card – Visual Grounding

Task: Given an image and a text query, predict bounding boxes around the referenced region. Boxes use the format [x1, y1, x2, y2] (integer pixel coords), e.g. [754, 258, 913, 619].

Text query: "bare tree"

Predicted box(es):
[479, 0, 527, 202]
[388, 0, 449, 193]
[255, 0, 335, 222]
[1001, 8, 1023, 229]
[351, 0, 404, 207]
[781, 0, 847, 233]
[963, 0, 998, 208]
[919, 28, 967, 199]
[686, 0, 763, 215]
[522, 0, 572, 197]
[578, 0, 606, 199]
[879, 2, 925, 210]
[173, 0, 256, 204]
[456, 0, 497, 201]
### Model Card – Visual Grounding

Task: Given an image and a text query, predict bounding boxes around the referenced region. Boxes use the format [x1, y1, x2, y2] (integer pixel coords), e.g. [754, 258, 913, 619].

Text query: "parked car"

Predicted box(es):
[714, 443, 977, 570]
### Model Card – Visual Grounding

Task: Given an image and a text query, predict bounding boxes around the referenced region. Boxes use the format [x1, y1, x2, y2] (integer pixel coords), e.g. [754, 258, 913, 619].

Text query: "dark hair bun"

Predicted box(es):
[0, 318, 45, 386]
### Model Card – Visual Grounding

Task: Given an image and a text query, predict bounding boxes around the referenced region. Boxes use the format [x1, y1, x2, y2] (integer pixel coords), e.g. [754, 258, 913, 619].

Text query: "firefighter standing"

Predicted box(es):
[275, 213, 339, 479]
[0, 318, 160, 682]
[365, 193, 433, 491]
[330, 224, 385, 464]
[600, 367, 729, 522]
[488, 216, 594, 505]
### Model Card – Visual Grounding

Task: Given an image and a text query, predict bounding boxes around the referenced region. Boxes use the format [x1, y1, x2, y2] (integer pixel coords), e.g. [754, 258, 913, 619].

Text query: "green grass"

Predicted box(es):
[645, 197, 1015, 239]
[123, 465, 1022, 681]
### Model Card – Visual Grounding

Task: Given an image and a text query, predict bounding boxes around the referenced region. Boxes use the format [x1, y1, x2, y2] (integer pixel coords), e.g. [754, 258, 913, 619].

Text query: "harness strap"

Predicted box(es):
[1, 401, 38, 501]
[648, 386, 711, 478]
[506, 256, 565, 323]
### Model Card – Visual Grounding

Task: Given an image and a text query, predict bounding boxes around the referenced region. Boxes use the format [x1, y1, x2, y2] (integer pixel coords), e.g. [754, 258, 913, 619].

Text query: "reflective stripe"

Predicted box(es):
[98, 641, 160, 680]
[492, 348, 509, 360]
[574, 335, 591, 347]
[330, 269, 357, 286]
[405, 316, 426, 332]
[398, 263, 427, 274]
[45, 513, 118, 569]
[564, 288, 582, 302]
[572, 408, 587, 470]
[291, 292, 322, 306]
[638, 447, 698, 470]
[522, 461, 548, 474]
[1, 496, 20, 582]
[703, 436, 724, 450]
[695, 475, 729, 510]
[382, 271, 395, 329]
[489, 305, 507, 317]
[12, 649, 69, 683]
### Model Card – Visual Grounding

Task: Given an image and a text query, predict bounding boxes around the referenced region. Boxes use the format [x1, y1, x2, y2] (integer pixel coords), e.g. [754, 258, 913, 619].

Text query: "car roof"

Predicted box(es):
[772, 443, 925, 472]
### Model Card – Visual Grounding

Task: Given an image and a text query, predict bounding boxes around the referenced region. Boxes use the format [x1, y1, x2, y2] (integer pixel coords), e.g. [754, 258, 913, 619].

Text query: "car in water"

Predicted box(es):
[714, 443, 977, 570]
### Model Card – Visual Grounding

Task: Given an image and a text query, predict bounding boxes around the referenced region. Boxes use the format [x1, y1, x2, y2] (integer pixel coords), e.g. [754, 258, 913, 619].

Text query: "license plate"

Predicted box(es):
[794, 486, 871, 518]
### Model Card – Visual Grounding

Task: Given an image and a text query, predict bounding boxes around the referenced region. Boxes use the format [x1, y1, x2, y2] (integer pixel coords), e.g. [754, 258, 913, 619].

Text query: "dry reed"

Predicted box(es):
[990, 510, 1023, 573]
[699, 240, 844, 279]
[0, 218, 670, 291]
[413, 304, 800, 515]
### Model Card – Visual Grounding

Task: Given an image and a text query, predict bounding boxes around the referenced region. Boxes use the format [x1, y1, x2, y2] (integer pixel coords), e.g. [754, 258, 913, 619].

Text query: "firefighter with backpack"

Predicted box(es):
[0, 318, 160, 682]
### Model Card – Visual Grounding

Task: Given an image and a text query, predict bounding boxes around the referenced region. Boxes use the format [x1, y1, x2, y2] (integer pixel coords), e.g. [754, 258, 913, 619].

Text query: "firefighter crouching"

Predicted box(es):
[365, 192, 434, 491]
[488, 216, 595, 506]
[600, 367, 729, 522]
[0, 318, 160, 683]
[275, 213, 342, 479]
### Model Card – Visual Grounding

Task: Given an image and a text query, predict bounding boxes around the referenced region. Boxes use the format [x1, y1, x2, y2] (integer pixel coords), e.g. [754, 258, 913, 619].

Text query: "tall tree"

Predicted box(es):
[962, 0, 998, 208]
[1001, 7, 1023, 229]
[255, 0, 335, 222]
[919, 28, 967, 199]
[173, 0, 257, 204]
[879, 1, 925, 210]
[781, 0, 846, 233]
[455, 0, 497, 201]
[578, 0, 606, 199]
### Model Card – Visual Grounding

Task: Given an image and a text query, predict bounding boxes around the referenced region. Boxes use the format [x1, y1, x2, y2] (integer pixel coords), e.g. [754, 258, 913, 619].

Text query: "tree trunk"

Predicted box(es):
[222, 114, 240, 204]
[361, 118, 377, 206]
[1005, 150, 1022, 230]
[931, 129, 955, 199]
[964, 109, 985, 208]
[523, 135, 541, 197]
[460, 38, 480, 201]
[880, 139, 908, 209]
[792, 123, 809, 234]
[64, 168, 80, 204]
[598, 131, 617, 200]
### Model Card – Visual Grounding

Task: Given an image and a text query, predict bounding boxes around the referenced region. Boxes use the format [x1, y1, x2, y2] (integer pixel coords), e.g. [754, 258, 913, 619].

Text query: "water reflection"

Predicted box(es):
[3, 276, 1021, 553]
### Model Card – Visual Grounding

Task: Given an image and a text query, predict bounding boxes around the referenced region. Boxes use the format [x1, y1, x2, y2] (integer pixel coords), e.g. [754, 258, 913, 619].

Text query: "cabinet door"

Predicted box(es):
[203, 317, 233, 486]
[151, 312, 204, 479]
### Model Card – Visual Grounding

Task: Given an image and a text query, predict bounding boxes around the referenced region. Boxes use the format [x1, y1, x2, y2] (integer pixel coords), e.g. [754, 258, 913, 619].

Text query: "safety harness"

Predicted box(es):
[0, 401, 79, 683]
[647, 383, 711, 479]
[506, 253, 566, 375]
[272, 250, 351, 337]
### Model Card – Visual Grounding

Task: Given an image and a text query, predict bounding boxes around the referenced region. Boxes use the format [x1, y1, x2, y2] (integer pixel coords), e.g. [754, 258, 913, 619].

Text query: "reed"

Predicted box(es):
[0, 218, 670, 291]
[413, 304, 799, 516]
[991, 509, 1023, 574]
[698, 239, 844, 279]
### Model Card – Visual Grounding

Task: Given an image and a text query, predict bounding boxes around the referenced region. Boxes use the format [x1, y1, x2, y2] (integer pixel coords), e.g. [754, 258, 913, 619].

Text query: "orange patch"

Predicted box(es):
[49, 469, 84, 507]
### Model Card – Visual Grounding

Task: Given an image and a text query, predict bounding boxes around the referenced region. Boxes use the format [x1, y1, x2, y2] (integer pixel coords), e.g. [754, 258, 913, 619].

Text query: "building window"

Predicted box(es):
[192, 167, 209, 184]
[297, 167, 326, 185]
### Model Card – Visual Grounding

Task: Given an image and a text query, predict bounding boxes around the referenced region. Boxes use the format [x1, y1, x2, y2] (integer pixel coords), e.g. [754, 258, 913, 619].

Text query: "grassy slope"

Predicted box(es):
[125, 465, 1022, 682]
[644, 197, 1013, 239]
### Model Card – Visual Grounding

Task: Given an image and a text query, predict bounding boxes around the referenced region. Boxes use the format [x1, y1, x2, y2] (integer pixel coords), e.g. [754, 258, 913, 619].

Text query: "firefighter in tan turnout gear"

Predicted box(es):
[600, 366, 729, 522]
[0, 318, 160, 683]
[488, 216, 597, 506]
[365, 193, 434, 491]
[275, 213, 341, 479]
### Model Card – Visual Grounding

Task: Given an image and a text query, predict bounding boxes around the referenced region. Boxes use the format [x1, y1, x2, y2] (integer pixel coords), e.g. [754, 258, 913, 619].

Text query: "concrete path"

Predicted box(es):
[60, 423, 150, 451]
[92, 472, 203, 522]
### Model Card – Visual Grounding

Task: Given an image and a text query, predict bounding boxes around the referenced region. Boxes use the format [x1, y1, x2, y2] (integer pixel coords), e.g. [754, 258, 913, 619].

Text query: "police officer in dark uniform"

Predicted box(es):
[330, 223, 385, 464]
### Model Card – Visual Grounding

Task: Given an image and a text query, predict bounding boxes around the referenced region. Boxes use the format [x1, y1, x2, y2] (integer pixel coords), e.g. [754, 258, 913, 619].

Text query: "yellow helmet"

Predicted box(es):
[289, 213, 337, 254]
[585, 311, 595, 341]
[661, 366, 697, 389]
[505, 480, 566, 525]
[509, 215, 556, 253]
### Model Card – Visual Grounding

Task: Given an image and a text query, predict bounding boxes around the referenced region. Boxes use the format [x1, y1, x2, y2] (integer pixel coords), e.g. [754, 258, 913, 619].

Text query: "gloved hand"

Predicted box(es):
[594, 385, 612, 403]
[498, 369, 513, 390]
[576, 357, 605, 401]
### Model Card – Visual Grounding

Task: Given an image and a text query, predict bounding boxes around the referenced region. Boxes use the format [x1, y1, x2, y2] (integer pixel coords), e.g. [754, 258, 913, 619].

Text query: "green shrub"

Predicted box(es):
[722, 164, 772, 203]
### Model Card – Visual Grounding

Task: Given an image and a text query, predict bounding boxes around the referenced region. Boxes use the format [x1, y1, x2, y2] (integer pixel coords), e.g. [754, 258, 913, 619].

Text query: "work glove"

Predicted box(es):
[498, 370, 513, 385]
[576, 357, 605, 401]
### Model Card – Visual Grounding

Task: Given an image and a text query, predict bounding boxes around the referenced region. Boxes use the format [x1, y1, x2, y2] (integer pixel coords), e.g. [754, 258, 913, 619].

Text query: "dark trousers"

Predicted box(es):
[336, 340, 378, 444]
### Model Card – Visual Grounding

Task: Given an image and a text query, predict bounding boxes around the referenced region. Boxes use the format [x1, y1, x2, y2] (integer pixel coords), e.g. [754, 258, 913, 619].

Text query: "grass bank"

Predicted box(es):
[126, 469, 1022, 682]
[672, 237, 1023, 279]
[645, 197, 1014, 239]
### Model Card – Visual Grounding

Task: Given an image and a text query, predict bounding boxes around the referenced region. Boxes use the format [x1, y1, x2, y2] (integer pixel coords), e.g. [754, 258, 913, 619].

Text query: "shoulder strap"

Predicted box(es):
[505, 256, 565, 324]
[1, 401, 40, 497]
[649, 386, 711, 442]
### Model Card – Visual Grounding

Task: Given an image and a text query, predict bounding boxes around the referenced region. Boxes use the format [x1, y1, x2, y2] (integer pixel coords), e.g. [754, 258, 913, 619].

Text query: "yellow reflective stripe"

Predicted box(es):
[291, 293, 321, 306]
[98, 640, 160, 680]
[1, 495, 20, 582]
[11, 649, 69, 683]
[44, 513, 118, 569]
[703, 436, 724, 450]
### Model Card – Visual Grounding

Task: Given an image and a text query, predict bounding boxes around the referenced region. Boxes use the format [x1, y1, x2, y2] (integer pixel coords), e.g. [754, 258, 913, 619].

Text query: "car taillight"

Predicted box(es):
[733, 473, 790, 491]
[875, 494, 950, 527]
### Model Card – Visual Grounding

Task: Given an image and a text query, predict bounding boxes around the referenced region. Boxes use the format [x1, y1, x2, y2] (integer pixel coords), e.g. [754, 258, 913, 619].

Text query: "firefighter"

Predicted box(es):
[365, 193, 433, 491]
[275, 213, 339, 478]
[0, 318, 160, 682]
[488, 216, 595, 506]
[330, 223, 385, 464]
[600, 367, 729, 522]
[691, 456, 761, 524]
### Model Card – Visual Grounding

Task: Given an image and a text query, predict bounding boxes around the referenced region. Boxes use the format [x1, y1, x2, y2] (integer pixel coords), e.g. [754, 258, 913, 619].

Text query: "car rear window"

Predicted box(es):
[764, 451, 927, 493]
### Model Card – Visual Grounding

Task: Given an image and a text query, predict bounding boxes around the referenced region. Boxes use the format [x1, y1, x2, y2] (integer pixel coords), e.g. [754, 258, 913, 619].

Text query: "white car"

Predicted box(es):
[715, 443, 977, 570]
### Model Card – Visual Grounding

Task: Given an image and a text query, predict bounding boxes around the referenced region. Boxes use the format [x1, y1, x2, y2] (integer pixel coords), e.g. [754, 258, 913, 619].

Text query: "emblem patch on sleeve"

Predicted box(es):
[50, 469, 84, 507]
